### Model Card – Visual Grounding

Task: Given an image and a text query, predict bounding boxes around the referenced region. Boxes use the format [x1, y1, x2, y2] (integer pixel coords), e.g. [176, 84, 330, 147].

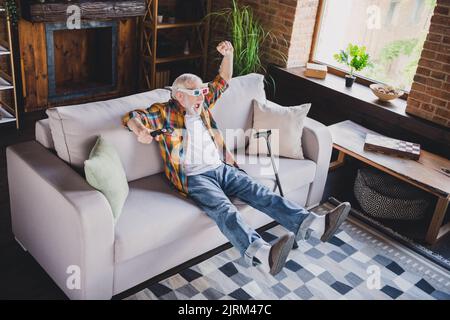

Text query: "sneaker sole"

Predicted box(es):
[270, 233, 295, 276]
[320, 203, 350, 242]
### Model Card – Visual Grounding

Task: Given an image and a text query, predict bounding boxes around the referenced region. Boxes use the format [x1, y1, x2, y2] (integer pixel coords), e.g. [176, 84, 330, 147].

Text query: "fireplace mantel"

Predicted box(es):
[21, 0, 146, 23]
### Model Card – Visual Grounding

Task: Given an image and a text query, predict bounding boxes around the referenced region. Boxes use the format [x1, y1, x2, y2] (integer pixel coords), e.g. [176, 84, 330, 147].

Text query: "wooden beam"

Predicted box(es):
[309, 0, 324, 63]
[22, 1, 146, 23]
[426, 196, 450, 244]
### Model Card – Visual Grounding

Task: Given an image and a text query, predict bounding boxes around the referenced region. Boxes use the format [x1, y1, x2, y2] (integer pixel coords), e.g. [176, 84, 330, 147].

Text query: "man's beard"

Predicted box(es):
[183, 97, 202, 116]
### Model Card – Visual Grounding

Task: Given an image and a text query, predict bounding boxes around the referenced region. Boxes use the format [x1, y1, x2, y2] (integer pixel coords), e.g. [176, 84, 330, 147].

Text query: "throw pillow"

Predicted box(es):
[247, 100, 311, 159]
[84, 136, 129, 221]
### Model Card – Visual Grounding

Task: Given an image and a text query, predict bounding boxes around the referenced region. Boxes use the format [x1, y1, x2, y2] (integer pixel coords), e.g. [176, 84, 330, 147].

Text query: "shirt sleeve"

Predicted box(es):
[121, 104, 164, 132]
[204, 74, 229, 110]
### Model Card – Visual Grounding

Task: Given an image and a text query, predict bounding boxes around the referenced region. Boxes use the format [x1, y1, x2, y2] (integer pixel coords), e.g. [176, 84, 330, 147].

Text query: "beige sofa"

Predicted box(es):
[6, 73, 332, 299]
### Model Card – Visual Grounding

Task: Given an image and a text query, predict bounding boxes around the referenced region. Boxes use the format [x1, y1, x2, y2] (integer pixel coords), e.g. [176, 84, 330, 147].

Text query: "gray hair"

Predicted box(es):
[171, 73, 203, 99]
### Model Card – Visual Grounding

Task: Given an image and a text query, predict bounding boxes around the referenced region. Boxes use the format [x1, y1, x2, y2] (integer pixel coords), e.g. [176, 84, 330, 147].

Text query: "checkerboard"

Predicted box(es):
[364, 134, 421, 160]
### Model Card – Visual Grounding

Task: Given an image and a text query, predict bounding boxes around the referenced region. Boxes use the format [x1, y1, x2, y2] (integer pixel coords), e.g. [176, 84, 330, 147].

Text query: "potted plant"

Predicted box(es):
[210, 0, 286, 76]
[334, 43, 371, 87]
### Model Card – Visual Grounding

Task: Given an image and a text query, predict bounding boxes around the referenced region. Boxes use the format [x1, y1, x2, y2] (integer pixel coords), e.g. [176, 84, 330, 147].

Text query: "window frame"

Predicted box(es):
[309, 0, 414, 99]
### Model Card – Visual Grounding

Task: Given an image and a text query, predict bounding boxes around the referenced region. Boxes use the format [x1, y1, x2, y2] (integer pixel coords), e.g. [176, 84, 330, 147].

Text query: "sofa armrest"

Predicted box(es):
[301, 117, 332, 207]
[7, 141, 115, 300]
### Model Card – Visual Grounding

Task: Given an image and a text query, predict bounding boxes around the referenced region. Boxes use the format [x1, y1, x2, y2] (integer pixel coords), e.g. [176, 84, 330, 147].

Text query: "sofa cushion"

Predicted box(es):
[114, 149, 316, 263]
[211, 73, 266, 151]
[234, 148, 316, 195]
[115, 171, 281, 264]
[100, 128, 164, 182]
[114, 174, 207, 263]
[46, 90, 171, 174]
[35, 119, 55, 149]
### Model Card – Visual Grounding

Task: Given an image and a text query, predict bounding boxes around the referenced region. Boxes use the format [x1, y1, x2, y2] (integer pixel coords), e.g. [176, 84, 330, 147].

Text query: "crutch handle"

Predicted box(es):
[254, 130, 272, 140]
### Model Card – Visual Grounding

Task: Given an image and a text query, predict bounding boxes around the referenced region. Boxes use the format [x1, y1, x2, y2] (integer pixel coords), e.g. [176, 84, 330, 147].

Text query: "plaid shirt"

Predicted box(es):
[122, 74, 238, 196]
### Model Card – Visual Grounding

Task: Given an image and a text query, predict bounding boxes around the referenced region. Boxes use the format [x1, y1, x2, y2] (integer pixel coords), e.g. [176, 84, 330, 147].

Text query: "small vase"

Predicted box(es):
[345, 75, 356, 88]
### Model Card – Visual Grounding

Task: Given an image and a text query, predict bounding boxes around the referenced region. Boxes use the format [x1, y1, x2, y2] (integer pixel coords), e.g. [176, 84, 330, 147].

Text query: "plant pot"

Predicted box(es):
[345, 75, 356, 87]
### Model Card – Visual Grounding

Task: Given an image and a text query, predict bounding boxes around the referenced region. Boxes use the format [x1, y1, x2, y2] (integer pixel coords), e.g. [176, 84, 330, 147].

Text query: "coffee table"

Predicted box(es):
[328, 120, 450, 245]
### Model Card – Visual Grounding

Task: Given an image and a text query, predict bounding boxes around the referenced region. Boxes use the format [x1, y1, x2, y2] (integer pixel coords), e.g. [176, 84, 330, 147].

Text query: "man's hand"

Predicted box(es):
[137, 128, 154, 144]
[128, 118, 161, 144]
[137, 127, 163, 144]
[217, 41, 233, 57]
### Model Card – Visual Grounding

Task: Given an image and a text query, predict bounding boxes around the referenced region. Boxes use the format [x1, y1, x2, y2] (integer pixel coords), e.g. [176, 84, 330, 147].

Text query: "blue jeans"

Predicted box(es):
[187, 163, 310, 265]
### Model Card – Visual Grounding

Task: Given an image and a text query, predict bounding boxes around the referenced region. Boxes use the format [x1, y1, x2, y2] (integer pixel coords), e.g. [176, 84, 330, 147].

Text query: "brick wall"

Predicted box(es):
[207, 0, 319, 78]
[406, 0, 450, 128]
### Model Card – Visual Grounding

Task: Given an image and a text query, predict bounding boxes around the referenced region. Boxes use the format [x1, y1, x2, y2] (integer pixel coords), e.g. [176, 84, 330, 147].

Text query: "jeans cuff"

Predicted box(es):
[243, 238, 269, 267]
[295, 212, 314, 241]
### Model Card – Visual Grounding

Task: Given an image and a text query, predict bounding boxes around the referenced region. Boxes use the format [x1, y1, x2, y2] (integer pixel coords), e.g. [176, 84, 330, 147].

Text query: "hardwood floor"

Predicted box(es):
[0, 112, 448, 300]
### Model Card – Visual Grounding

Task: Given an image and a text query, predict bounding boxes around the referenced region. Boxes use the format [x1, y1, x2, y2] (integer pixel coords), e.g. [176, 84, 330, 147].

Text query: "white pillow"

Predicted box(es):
[247, 100, 311, 159]
[211, 73, 266, 150]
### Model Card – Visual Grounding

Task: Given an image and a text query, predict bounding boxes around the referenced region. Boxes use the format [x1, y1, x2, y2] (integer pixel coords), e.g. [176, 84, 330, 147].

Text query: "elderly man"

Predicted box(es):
[122, 41, 350, 276]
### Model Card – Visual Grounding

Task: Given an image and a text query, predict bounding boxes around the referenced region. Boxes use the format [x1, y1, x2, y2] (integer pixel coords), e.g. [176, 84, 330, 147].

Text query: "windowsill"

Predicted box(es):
[268, 65, 450, 157]
[278, 66, 450, 131]
[310, 60, 409, 98]
[284, 66, 409, 117]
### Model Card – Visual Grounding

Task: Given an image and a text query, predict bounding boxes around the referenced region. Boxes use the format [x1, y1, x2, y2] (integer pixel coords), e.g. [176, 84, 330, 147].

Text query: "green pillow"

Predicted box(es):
[84, 136, 129, 221]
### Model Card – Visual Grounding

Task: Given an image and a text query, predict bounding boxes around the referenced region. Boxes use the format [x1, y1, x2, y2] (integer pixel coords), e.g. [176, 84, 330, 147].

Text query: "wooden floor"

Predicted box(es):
[0, 112, 449, 300]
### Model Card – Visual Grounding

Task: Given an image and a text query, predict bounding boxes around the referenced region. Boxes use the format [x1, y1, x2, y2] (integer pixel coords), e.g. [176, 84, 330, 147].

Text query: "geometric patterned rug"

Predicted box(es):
[125, 202, 450, 300]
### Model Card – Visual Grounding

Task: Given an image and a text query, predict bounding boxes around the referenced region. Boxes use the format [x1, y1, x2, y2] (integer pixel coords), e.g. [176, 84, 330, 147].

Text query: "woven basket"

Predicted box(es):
[369, 84, 404, 101]
[353, 168, 430, 220]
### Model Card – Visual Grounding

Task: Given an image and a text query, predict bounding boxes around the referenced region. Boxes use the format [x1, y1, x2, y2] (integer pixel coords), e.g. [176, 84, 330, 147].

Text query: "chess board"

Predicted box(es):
[364, 134, 421, 160]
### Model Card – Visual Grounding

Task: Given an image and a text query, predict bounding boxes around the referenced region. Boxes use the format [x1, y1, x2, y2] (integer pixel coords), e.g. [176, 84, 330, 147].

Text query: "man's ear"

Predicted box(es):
[174, 91, 184, 102]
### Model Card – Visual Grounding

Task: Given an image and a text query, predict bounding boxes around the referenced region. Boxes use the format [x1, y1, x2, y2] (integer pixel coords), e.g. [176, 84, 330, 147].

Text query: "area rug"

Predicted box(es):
[125, 202, 450, 300]
[328, 197, 450, 272]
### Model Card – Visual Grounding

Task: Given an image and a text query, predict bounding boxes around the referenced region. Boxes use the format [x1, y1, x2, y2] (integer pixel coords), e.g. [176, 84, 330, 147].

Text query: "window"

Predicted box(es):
[312, 0, 436, 91]
[411, 0, 425, 23]
[385, 0, 400, 26]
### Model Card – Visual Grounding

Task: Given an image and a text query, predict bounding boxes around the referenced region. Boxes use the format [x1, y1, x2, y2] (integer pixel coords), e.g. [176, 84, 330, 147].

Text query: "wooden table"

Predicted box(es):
[328, 120, 450, 245]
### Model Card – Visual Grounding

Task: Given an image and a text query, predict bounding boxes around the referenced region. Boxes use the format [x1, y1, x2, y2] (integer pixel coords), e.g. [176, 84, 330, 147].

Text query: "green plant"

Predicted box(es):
[5, 0, 18, 26]
[210, 0, 287, 76]
[334, 43, 371, 77]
